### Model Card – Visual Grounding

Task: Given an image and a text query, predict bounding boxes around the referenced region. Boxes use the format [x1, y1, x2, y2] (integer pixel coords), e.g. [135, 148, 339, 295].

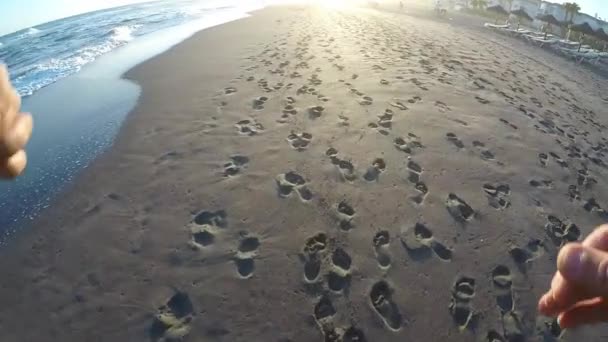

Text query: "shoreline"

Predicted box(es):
[2, 5, 608, 341]
[0, 6, 256, 241]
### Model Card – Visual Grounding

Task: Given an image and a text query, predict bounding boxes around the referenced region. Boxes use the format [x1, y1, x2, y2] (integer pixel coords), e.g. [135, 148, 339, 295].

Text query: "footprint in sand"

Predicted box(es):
[149, 291, 194, 341]
[449, 276, 476, 330]
[407, 95, 422, 104]
[529, 179, 553, 189]
[224, 86, 237, 95]
[234, 235, 260, 279]
[373, 230, 391, 269]
[446, 132, 464, 148]
[475, 96, 490, 104]
[189, 210, 227, 249]
[328, 247, 352, 292]
[472, 140, 495, 160]
[544, 215, 580, 246]
[280, 104, 298, 120]
[482, 183, 510, 209]
[223, 155, 249, 177]
[583, 198, 608, 219]
[501, 311, 524, 342]
[549, 152, 568, 168]
[492, 265, 514, 312]
[412, 181, 429, 205]
[302, 233, 328, 283]
[287, 132, 312, 151]
[406, 160, 422, 183]
[343, 326, 367, 342]
[394, 133, 423, 154]
[577, 168, 597, 187]
[389, 101, 408, 111]
[538, 153, 548, 167]
[380, 79, 390, 85]
[568, 184, 581, 201]
[337, 200, 356, 231]
[486, 330, 506, 342]
[446, 193, 475, 222]
[308, 105, 325, 119]
[509, 239, 545, 269]
[537, 317, 562, 341]
[313, 295, 342, 341]
[314, 295, 336, 323]
[400, 223, 452, 261]
[499, 118, 518, 130]
[235, 119, 265, 136]
[327, 149, 357, 182]
[363, 158, 386, 182]
[369, 280, 404, 331]
[252, 96, 269, 110]
[276, 171, 313, 202]
[368, 109, 394, 136]
[359, 95, 373, 106]
[435, 101, 451, 113]
[530, 97, 543, 108]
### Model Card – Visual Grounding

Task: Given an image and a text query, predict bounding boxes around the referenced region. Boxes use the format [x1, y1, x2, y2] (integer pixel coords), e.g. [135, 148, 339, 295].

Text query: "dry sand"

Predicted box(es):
[2, 5, 608, 341]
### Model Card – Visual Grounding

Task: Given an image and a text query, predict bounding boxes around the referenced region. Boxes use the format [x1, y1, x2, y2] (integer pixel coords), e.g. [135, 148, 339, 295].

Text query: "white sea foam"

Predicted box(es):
[110, 25, 138, 42]
[26, 27, 41, 35]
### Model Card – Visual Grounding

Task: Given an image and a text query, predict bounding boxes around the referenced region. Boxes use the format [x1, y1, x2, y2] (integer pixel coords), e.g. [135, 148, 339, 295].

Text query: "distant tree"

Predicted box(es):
[563, 2, 581, 23]
[471, 0, 487, 10]
[569, 2, 581, 22]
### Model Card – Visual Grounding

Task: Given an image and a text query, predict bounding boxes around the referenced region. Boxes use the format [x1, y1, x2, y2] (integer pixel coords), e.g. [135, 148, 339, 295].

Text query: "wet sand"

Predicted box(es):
[2, 5, 608, 341]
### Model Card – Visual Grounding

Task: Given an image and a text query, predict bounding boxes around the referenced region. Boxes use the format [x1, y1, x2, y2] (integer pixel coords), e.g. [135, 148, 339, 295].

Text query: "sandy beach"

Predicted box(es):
[3, 4, 608, 341]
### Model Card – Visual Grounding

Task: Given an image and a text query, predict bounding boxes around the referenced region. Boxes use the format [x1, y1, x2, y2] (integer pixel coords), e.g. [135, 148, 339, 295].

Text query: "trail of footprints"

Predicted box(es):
[173, 12, 608, 341]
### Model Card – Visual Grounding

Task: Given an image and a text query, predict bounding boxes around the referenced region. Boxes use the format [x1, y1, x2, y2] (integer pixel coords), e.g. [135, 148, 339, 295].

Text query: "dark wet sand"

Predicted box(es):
[2, 5, 608, 341]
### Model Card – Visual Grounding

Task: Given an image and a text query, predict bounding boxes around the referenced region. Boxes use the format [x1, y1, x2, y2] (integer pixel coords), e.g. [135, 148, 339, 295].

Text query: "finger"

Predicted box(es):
[0, 113, 33, 156]
[557, 297, 608, 329]
[0, 89, 19, 133]
[539, 274, 587, 316]
[558, 243, 608, 298]
[0, 65, 16, 113]
[583, 225, 608, 251]
[540, 225, 608, 315]
[0, 149, 27, 178]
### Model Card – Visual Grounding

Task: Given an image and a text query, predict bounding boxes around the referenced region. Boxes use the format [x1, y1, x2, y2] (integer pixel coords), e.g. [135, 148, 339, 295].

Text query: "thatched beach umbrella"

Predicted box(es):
[537, 14, 564, 39]
[487, 5, 509, 24]
[570, 22, 595, 51]
[510, 8, 533, 30]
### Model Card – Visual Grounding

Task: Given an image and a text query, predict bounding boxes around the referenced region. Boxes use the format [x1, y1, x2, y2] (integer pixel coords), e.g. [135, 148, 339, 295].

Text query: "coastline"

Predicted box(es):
[1, 4, 608, 341]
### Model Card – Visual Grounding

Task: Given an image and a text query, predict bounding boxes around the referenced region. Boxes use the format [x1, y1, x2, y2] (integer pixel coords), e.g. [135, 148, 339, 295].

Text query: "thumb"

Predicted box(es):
[558, 243, 608, 297]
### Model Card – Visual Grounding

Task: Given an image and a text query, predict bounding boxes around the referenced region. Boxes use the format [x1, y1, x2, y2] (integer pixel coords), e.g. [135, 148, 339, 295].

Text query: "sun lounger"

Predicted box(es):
[505, 28, 531, 36]
[524, 35, 559, 47]
[558, 48, 605, 65]
[484, 23, 510, 29]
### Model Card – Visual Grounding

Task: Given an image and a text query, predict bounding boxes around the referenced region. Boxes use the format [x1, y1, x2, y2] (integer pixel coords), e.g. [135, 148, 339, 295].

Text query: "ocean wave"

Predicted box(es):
[108, 25, 139, 42]
[14, 34, 134, 96]
[26, 27, 41, 36]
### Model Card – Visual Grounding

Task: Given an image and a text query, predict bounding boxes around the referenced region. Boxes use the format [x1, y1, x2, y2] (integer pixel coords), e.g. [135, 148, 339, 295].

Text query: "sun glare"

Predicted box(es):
[272, 0, 359, 9]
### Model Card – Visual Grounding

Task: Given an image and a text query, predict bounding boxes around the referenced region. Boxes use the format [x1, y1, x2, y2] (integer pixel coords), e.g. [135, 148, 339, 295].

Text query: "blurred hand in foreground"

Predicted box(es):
[0, 65, 32, 178]
[539, 225, 608, 329]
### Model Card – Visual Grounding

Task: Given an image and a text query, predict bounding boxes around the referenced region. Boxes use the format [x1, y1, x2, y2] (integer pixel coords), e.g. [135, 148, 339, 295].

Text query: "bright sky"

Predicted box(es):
[0, 0, 606, 36]
[0, 0, 150, 36]
[561, 0, 606, 20]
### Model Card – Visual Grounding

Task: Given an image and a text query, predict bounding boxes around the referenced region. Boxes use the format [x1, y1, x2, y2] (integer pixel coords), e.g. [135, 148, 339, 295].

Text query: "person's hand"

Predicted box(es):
[0, 65, 32, 178]
[539, 225, 608, 329]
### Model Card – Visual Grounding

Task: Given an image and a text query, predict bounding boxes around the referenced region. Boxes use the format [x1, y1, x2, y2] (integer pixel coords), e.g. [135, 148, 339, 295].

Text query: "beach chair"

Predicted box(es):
[505, 28, 532, 37]
[484, 23, 510, 30]
[558, 48, 604, 65]
[524, 35, 559, 48]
